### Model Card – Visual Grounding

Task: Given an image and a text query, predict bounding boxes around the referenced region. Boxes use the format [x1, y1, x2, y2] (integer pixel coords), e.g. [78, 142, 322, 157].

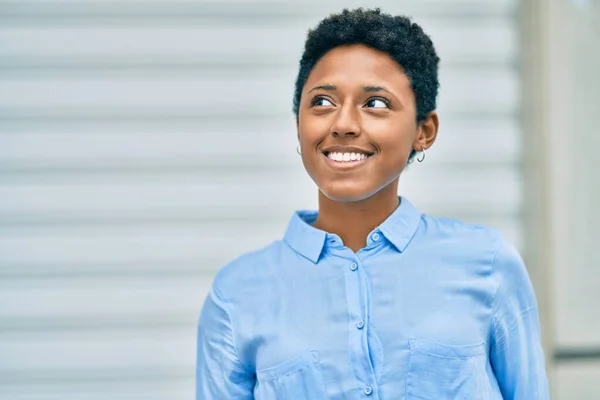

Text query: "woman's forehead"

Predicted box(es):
[304, 45, 412, 94]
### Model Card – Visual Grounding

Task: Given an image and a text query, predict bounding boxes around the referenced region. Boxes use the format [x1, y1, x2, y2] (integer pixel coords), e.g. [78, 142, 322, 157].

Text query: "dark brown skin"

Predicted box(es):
[297, 44, 439, 253]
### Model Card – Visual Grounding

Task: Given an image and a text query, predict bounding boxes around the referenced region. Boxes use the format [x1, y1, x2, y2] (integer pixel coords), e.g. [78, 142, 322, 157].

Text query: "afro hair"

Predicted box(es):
[293, 8, 440, 124]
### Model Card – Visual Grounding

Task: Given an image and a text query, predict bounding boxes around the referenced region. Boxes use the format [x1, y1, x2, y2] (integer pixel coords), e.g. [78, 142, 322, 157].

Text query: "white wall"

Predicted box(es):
[522, 0, 600, 398]
[0, 1, 523, 398]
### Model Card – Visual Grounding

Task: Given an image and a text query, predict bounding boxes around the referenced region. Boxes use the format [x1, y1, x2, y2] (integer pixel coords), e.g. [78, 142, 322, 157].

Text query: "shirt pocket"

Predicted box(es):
[255, 350, 327, 400]
[406, 339, 490, 400]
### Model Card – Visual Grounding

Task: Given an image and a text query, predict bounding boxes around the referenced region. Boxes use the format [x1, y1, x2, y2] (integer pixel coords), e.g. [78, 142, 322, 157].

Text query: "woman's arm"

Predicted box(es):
[489, 238, 550, 399]
[196, 287, 255, 399]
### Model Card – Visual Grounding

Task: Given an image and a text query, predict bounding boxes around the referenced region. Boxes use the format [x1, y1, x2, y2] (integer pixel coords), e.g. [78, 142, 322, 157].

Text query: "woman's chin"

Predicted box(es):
[318, 185, 378, 203]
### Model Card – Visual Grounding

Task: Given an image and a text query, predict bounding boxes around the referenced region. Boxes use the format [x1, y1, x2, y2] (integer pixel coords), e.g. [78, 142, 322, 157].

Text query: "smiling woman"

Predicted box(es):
[196, 8, 549, 400]
[297, 44, 438, 209]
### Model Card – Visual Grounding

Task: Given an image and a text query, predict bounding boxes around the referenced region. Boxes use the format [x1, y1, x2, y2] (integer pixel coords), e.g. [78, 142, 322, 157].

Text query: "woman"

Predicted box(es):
[197, 8, 549, 400]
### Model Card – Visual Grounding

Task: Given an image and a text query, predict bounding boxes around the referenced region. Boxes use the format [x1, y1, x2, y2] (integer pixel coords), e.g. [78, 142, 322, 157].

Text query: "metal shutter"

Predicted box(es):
[0, 1, 521, 398]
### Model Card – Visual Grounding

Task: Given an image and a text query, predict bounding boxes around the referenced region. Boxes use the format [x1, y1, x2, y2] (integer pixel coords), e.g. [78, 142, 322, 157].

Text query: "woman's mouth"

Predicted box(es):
[325, 151, 372, 162]
[321, 150, 374, 169]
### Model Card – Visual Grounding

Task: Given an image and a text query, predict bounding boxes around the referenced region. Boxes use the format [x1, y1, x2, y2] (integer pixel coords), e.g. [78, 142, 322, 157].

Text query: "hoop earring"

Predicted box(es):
[296, 144, 301, 155]
[416, 147, 426, 163]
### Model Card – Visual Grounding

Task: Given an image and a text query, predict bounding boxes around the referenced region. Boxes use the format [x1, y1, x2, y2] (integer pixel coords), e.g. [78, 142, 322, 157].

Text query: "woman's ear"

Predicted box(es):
[413, 111, 439, 151]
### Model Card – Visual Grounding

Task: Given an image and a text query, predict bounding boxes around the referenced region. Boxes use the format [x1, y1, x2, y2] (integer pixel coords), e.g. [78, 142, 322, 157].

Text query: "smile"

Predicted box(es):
[325, 151, 371, 162]
[321, 150, 374, 169]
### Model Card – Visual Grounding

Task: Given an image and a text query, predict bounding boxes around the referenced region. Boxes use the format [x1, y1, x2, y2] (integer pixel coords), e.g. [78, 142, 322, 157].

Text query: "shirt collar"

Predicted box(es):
[377, 196, 422, 252]
[283, 196, 422, 263]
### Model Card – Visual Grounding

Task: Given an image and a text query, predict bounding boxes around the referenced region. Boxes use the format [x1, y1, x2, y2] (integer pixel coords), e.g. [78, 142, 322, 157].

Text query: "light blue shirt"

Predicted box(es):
[196, 197, 549, 399]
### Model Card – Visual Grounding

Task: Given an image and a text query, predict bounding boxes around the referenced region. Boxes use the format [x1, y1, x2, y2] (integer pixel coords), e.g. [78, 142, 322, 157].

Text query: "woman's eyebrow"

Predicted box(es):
[308, 84, 337, 93]
[308, 84, 394, 96]
[363, 85, 392, 94]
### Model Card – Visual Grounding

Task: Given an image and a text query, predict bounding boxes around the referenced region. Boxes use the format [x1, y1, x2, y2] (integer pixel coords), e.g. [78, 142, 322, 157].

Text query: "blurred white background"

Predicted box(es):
[0, 0, 598, 398]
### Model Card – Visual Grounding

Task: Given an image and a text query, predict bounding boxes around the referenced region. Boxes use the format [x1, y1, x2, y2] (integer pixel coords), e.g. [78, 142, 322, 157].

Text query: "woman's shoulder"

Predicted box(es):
[209, 240, 286, 295]
[419, 214, 528, 288]
[419, 213, 503, 243]
[418, 213, 523, 265]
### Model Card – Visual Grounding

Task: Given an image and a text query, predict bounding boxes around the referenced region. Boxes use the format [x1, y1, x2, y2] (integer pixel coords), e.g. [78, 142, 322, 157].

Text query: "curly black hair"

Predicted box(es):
[293, 8, 440, 124]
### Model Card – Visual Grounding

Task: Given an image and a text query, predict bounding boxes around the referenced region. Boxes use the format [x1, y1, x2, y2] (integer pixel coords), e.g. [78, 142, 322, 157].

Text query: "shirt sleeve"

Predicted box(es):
[489, 238, 550, 400]
[196, 287, 255, 400]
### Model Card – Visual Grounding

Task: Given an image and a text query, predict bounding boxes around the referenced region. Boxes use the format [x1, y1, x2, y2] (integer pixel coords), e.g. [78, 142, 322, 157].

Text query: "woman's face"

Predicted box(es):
[297, 44, 437, 202]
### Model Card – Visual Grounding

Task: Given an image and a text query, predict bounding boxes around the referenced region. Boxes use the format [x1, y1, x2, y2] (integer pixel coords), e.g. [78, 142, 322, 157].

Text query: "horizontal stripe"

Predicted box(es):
[0, 211, 290, 227]
[0, 260, 224, 279]
[0, 1, 515, 23]
[555, 348, 600, 362]
[0, 366, 192, 384]
[0, 315, 194, 332]
[0, 162, 300, 176]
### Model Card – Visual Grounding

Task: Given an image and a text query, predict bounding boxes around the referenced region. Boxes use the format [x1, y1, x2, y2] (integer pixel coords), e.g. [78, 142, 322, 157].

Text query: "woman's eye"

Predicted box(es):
[365, 98, 389, 109]
[311, 97, 334, 107]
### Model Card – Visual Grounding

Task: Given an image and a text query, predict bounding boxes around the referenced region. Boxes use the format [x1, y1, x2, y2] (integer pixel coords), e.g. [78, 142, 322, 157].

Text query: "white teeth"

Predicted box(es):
[326, 152, 370, 162]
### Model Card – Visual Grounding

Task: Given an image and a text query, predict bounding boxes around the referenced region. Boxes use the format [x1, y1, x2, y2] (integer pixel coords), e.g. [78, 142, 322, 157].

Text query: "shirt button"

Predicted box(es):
[371, 232, 380, 241]
[350, 262, 358, 271]
[364, 385, 373, 395]
[356, 320, 365, 329]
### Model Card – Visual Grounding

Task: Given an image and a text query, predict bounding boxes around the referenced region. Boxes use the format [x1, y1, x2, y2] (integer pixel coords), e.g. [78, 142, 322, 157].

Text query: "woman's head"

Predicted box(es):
[294, 8, 440, 202]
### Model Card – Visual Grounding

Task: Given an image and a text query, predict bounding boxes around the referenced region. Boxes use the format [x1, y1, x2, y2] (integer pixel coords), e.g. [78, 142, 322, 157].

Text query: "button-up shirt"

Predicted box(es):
[196, 197, 549, 399]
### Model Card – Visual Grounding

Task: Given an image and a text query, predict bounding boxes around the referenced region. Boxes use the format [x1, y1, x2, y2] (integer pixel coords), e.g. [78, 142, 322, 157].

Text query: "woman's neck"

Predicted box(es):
[312, 183, 400, 253]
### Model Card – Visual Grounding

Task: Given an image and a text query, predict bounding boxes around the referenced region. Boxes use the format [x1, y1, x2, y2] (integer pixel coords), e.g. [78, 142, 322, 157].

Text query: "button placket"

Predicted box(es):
[342, 257, 378, 399]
